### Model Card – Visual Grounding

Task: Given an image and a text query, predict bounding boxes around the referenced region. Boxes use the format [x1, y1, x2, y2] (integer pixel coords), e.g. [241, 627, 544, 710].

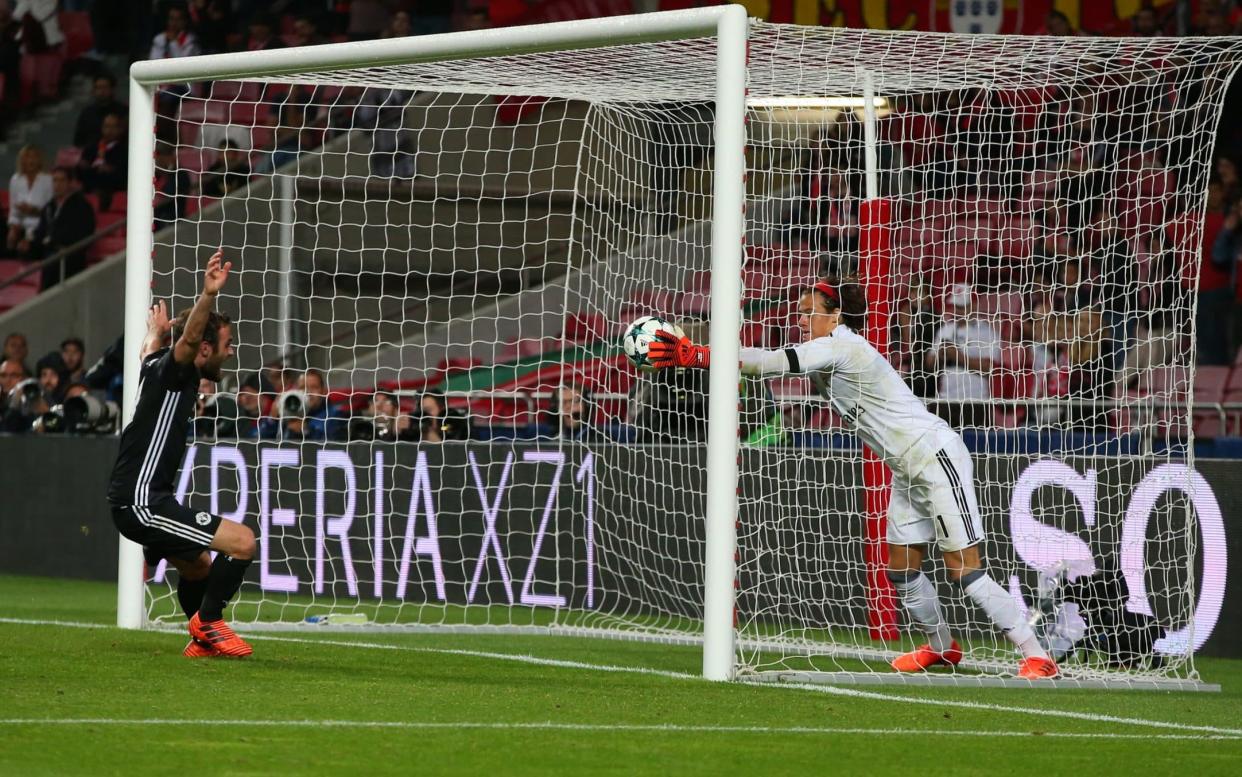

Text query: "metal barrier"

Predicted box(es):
[0, 214, 127, 295]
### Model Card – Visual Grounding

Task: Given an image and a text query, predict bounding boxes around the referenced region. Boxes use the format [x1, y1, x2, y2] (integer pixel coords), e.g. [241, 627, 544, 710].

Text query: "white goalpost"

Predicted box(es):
[119, 6, 1242, 691]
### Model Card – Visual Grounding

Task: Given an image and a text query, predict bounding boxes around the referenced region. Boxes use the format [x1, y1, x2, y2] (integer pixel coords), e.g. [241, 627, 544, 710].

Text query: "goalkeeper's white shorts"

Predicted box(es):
[887, 428, 985, 552]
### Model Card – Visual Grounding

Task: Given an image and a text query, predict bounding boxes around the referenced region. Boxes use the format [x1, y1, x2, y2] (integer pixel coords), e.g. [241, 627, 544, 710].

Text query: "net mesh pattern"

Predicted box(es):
[140, 21, 1242, 685]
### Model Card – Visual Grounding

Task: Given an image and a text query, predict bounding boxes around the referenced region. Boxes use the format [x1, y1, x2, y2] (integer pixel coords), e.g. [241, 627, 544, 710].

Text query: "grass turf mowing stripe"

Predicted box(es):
[3, 616, 1238, 737]
[0, 719, 1237, 741]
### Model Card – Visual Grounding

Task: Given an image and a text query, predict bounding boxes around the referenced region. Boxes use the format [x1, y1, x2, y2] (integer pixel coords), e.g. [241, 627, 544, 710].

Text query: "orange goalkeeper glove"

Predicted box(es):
[647, 330, 710, 369]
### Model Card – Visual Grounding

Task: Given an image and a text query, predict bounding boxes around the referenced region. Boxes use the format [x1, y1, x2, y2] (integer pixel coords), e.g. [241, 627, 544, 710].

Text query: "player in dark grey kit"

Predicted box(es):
[108, 251, 257, 657]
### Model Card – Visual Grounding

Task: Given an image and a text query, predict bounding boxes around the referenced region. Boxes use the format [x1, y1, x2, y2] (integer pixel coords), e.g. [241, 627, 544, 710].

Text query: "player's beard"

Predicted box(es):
[201, 352, 228, 382]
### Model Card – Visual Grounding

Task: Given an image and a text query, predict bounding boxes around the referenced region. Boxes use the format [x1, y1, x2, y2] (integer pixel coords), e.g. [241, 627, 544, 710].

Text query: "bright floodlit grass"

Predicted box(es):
[2, 574, 1241, 776]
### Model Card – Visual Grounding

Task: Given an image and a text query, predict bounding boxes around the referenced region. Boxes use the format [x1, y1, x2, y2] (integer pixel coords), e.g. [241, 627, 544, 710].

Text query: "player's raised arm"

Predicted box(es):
[173, 251, 231, 365]
[647, 330, 836, 376]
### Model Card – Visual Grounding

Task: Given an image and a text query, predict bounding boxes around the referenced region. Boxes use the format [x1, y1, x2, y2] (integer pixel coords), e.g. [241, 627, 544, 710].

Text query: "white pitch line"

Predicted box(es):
[2, 617, 1238, 737]
[0, 718, 1238, 741]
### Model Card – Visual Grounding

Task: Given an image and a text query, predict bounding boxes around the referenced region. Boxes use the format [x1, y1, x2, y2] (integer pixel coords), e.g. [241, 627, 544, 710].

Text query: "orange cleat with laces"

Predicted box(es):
[188, 613, 253, 658]
[1018, 656, 1060, 680]
[891, 640, 963, 672]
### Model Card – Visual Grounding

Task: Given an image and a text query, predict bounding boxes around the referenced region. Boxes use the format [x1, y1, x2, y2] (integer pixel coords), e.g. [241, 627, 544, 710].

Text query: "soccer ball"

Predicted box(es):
[622, 315, 685, 372]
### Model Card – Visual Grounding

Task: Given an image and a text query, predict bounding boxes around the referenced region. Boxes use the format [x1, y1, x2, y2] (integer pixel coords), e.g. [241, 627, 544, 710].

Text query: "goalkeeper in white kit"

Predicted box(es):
[647, 277, 1059, 679]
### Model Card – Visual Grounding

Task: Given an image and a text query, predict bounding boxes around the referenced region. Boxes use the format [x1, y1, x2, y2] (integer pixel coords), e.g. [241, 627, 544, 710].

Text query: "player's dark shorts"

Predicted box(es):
[110, 498, 224, 565]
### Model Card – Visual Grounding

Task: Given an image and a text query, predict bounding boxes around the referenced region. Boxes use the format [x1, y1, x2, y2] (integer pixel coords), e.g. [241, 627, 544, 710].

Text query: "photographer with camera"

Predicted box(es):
[547, 385, 607, 442]
[0, 357, 26, 404]
[1, 357, 32, 432]
[417, 391, 471, 442]
[349, 390, 416, 442]
[276, 368, 346, 441]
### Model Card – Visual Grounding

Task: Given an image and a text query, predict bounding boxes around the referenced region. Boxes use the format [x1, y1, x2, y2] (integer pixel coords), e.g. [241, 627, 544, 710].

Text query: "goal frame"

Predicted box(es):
[118, 6, 750, 682]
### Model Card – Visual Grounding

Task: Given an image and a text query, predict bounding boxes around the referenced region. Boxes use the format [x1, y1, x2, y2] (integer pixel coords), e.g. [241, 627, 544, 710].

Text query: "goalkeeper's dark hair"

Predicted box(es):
[810, 275, 868, 330]
[172, 309, 232, 350]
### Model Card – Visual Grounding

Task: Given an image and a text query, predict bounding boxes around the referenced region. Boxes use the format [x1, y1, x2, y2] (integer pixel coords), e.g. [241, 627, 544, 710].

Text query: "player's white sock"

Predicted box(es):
[887, 569, 953, 654]
[961, 570, 1048, 660]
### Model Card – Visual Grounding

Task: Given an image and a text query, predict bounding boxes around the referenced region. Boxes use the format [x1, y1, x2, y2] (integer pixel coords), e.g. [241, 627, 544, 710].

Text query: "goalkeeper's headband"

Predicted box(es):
[812, 281, 839, 309]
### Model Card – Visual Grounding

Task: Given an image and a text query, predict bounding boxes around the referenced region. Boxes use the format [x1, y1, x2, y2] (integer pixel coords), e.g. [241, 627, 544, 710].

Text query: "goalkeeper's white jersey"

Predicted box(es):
[739, 325, 950, 474]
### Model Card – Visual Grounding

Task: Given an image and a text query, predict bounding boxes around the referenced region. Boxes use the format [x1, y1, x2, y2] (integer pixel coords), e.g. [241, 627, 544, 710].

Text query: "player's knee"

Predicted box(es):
[220, 525, 256, 561]
[233, 526, 256, 561]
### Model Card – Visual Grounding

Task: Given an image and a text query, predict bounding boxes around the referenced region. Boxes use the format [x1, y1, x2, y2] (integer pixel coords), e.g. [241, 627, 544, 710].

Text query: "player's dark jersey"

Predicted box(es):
[107, 347, 201, 506]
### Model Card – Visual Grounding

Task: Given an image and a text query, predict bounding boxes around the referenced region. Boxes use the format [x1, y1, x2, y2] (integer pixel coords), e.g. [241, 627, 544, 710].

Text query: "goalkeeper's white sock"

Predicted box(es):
[887, 569, 954, 654]
[961, 570, 1048, 660]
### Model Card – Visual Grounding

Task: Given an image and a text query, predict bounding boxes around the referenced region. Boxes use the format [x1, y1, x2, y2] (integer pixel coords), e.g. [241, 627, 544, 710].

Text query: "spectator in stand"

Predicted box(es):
[73, 73, 126, 150]
[814, 170, 860, 253]
[1053, 257, 1095, 314]
[153, 141, 191, 227]
[60, 336, 85, 383]
[198, 140, 252, 198]
[188, 0, 233, 55]
[460, 5, 491, 33]
[894, 282, 939, 399]
[12, 0, 64, 60]
[1131, 5, 1163, 36]
[548, 385, 606, 442]
[230, 374, 266, 439]
[381, 9, 411, 39]
[78, 112, 128, 210]
[1063, 307, 1108, 430]
[1119, 230, 1188, 393]
[25, 166, 95, 290]
[149, 4, 199, 60]
[6, 145, 52, 254]
[1023, 298, 1066, 427]
[289, 15, 329, 48]
[1042, 10, 1078, 36]
[3, 331, 30, 374]
[417, 391, 470, 442]
[148, 4, 199, 113]
[926, 283, 1000, 430]
[1087, 211, 1138, 385]
[245, 13, 283, 52]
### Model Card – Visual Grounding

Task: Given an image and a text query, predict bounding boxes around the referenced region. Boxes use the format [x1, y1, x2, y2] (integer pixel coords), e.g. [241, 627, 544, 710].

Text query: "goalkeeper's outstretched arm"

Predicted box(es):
[647, 330, 834, 376]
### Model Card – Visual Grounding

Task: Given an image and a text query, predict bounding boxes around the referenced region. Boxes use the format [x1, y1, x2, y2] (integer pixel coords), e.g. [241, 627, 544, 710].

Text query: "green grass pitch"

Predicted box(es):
[2, 575, 1241, 776]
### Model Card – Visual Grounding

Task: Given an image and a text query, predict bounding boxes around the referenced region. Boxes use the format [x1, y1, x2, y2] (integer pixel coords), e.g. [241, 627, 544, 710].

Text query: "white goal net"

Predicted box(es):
[129, 11, 1242, 689]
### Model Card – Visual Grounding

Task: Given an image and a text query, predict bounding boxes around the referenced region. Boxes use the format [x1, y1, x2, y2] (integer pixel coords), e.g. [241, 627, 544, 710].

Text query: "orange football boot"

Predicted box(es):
[1018, 656, 1060, 680]
[188, 613, 253, 657]
[891, 640, 963, 672]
